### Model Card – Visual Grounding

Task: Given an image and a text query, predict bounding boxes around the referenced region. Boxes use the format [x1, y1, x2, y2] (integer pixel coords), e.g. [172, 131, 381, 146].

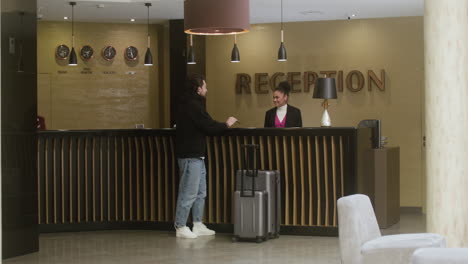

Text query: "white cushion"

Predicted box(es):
[412, 248, 468, 264]
[363, 233, 446, 253]
[361, 233, 446, 264]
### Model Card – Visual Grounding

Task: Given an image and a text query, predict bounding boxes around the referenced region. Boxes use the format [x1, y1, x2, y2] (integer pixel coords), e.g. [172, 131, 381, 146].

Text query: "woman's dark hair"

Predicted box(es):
[275, 81, 291, 96]
[185, 73, 205, 97]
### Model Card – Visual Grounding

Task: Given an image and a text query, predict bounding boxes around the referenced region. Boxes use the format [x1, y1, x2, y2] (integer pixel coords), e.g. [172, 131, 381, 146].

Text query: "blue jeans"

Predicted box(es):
[174, 158, 207, 228]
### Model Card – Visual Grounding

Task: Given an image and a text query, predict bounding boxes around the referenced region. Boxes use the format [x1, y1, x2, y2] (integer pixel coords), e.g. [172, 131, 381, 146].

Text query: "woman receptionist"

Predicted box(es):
[264, 81, 302, 128]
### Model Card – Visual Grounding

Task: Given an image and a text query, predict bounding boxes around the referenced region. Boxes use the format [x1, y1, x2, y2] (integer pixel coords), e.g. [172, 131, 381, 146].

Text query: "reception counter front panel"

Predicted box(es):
[37, 128, 372, 235]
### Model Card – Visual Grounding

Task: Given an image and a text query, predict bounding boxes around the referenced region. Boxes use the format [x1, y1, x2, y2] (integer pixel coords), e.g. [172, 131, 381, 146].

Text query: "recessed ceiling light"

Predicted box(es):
[130, 18, 135, 22]
[64, 16, 68, 20]
[299, 10, 323, 15]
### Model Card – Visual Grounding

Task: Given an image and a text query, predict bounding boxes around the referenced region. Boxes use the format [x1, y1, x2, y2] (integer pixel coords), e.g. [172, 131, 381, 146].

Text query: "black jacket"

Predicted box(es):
[264, 104, 303, 128]
[176, 96, 227, 158]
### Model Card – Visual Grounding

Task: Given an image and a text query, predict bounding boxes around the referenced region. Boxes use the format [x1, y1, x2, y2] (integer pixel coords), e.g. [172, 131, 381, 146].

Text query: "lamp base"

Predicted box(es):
[321, 109, 331, 127]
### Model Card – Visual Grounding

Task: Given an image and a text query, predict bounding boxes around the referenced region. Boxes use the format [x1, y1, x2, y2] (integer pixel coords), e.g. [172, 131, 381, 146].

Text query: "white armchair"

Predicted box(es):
[337, 194, 446, 264]
[412, 248, 468, 264]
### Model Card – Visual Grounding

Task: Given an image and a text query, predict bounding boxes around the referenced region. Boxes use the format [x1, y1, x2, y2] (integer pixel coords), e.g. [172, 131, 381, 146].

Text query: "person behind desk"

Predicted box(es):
[264, 81, 302, 128]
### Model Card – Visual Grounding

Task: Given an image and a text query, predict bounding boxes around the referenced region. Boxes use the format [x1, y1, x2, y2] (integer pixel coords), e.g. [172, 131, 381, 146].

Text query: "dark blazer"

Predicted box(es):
[264, 104, 302, 128]
[176, 96, 228, 158]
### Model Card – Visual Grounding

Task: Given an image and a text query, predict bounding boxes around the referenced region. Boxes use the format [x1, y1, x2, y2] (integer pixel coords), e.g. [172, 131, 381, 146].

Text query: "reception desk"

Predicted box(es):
[37, 127, 372, 235]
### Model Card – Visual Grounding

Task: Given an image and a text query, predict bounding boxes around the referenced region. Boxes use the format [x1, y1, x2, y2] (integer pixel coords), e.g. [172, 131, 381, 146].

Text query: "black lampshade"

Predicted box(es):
[187, 46, 196, 64]
[144, 48, 153, 66]
[69, 47, 78, 66]
[278, 42, 287, 61]
[231, 43, 240, 62]
[313, 77, 337, 99]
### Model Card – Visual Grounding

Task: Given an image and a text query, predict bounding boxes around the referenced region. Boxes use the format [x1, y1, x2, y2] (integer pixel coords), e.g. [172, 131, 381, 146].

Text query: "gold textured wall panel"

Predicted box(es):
[37, 21, 166, 130]
[205, 17, 424, 208]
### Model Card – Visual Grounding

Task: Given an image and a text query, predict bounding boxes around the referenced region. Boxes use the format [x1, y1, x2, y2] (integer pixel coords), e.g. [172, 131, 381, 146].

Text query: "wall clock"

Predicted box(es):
[102, 46, 117, 61]
[80, 45, 94, 61]
[124, 46, 138, 61]
[55, 44, 70, 59]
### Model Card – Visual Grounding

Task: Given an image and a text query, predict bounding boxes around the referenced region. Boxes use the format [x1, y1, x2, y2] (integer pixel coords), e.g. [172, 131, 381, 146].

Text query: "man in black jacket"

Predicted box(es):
[175, 74, 237, 238]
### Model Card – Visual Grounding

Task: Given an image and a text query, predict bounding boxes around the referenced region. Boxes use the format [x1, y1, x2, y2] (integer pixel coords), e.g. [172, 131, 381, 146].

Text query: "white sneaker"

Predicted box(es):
[176, 226, 198, 239]
[192, 222, 215, 236]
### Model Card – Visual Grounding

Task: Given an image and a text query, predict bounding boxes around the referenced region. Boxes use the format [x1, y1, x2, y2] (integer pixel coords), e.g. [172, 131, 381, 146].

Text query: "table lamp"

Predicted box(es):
[313, 77, 337, 127]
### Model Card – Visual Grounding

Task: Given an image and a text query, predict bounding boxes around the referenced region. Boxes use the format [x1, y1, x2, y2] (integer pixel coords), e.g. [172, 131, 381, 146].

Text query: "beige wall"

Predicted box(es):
[205, 17, 424, 207]
[37, 21, 165, 129]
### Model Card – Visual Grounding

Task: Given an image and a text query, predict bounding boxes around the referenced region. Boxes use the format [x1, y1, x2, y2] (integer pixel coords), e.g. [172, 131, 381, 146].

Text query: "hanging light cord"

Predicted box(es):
[280, 0, 284, 43]
[71, 3, 75, 47]
[147, 4, 150, 48]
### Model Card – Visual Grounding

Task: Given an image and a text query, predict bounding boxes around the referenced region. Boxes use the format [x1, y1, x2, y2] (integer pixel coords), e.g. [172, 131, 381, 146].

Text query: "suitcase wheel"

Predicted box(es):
[255, 236, 267, 243]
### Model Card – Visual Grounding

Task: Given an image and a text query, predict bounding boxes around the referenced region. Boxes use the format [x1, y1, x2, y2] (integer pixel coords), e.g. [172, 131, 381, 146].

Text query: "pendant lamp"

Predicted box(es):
[231, 34, 240, 63]
[277, 0, 287, 62]
[144, 3, 153, 66]
[184, 0, 250, 35]
[69, 2, 77, 66]
[187, 34, 196, 64]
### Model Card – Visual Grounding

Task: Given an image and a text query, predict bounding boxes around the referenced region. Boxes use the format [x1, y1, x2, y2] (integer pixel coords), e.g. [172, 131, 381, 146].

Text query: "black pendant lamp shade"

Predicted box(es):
[184, 0, 250, 35]
[187, 34, 196, 64]
[144, 3, 153, 66]
[231, 44, 240, 62]
[231, 34, 240, 62]
[277, 0, 287, 62]
[69, 2, 77, 66]
[69, 47, 78, 65]
[144, 48, 153, 66]
[278, 41, 287, 61]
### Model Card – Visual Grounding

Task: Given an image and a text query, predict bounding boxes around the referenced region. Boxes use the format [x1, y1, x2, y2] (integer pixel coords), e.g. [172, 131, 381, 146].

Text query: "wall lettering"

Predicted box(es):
[236, 70, 386, 94]
[346, 70, 365, 92]
[270, 72, 285, 91]
[236, 73, 251, 94]
[255, 73, 269, 94]
[287, 72, 302, 93]
[368, 69, 386, 91]
[303, 71, 318, 93]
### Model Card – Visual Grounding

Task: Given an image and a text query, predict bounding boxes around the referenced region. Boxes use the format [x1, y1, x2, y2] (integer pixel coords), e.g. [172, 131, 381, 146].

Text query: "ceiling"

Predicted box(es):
[37, 0, 424, 24]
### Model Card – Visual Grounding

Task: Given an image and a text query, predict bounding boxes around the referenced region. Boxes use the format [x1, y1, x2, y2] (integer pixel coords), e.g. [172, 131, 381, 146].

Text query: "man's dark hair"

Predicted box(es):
[185, 73, 206, 97]
[275, 81, 291, 96]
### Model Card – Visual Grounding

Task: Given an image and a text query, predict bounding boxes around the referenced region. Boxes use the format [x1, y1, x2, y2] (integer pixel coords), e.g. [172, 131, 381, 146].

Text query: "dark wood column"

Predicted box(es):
[1, 0, 39, 259]
[169, 19, 206, 127]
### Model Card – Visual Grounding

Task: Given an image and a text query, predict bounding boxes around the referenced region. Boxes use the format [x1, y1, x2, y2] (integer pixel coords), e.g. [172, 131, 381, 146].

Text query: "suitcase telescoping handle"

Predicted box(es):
[240, 144, 259, 197]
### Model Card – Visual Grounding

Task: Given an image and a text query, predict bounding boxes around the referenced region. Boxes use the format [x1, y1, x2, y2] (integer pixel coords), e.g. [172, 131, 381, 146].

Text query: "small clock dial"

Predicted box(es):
[56, 44, 70, 59]
[124, 46, 138, 61]
[102, 46, 117, 61]
[80, 45, 94, 60]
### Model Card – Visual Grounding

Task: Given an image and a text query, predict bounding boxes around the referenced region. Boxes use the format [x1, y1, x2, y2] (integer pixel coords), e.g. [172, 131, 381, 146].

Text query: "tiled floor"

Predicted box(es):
[4, 212, 425, 264]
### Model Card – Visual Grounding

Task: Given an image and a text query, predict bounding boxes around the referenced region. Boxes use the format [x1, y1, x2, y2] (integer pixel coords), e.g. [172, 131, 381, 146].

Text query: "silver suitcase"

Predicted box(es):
[235, 170, 281, 238]
[233, 190, 268, 242]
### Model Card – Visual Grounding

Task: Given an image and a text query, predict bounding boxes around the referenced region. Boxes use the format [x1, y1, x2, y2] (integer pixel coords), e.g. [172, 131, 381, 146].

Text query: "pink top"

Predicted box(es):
[275, 114, 286, 128]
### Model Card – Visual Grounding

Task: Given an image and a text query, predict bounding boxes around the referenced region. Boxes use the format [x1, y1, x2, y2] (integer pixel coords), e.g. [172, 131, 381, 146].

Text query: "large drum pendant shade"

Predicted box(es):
[184, 0, 250, 35]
